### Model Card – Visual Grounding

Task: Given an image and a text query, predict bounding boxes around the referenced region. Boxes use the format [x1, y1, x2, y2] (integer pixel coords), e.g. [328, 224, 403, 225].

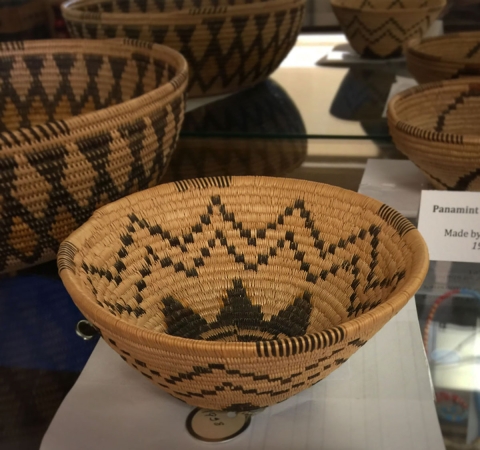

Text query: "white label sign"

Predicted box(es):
[418, 190, 480, 263]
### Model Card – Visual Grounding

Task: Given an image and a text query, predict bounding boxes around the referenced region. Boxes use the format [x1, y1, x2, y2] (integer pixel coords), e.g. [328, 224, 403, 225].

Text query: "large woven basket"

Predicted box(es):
[0, 39, 187, 274]
[406, 31, 480, 83]
[330, 0, 445, 59]
[61, 0, 305, 98]
[387, 79, 480, 191]
[58, 176, 429, 411]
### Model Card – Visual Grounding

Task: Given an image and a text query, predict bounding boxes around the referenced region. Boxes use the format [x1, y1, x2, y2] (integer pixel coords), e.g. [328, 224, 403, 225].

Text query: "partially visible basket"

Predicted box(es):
[406, 31, 480, 83]
[61, 0, 305, 97]
[0, 39, 188, 273]
[330, 0, 446, 59]
[387, 78, 480, 191]
[58, 176, 429, 411]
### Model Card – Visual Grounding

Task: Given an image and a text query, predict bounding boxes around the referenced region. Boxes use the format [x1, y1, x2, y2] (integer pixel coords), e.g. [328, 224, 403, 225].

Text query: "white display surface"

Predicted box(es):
[41, 298, 444, 450]
[359, 159, 429, 219]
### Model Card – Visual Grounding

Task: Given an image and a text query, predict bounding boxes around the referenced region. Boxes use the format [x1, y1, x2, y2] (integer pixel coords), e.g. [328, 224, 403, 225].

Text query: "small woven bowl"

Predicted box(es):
[61, 0, 305, 97]
[0, 39, 188, 274]
[387, 78, 480, 191]
[330, 0, 446, 59]
[406, 31, 480, 83]
[58, 176, 429, 412]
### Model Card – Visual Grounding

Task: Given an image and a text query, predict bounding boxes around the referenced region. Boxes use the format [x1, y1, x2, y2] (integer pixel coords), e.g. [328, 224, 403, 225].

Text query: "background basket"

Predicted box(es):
[0, 39, 187, 273]
[58, 176, 429, 411]
[330, 0, 446, 59]
[406, 31, 480, 83]
[163, 79, 307, 182]
[61, 0, 305, 98]
[387, 78, 480, 191]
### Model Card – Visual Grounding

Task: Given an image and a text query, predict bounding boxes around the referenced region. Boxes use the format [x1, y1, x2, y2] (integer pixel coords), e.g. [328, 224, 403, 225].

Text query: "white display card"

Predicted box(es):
[418, 190, 480, 263]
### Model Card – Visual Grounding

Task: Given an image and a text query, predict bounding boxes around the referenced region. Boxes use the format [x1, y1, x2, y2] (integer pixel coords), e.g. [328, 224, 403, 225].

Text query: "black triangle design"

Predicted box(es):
[231, 16, 249, 35]
[254, 13, 270, 33]
[208, 279, 264, 339]
[161, 295, 210, 338]
[175, 25, 195, 45]
[152, 0, 165, 11]
[205, 18, 226, 38]
[108, 55, 128, 83]
[150, 25, 169, 44]
[134, 0, 148, 12]
[103, 25, 117, 38]
[260, 291, 312, 337]
[124, 26, 141, 40]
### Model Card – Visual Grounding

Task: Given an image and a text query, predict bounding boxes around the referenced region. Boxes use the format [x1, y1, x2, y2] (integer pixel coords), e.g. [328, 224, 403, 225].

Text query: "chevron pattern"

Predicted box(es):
[0, 42, 186, 273]
[332, 0, 444, 58]
[63, 0, 305, 96]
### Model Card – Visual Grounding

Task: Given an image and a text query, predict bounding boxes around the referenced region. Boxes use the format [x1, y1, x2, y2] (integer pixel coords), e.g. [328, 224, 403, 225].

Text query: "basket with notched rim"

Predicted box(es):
[0, 39, 187, 273]
[58, 176, 429, 412]
[388, 78, 480, 191]
[406, 31, 480, 83]
[330, 0, 446, 59]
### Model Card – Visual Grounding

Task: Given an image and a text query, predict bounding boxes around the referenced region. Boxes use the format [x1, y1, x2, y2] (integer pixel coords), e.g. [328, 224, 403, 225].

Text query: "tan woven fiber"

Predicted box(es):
[387, 78, 480, 191]
[406, 31, 480, 83]
[58, 176, 429, 411]
[61, 0, 305, 97]
[330, 0, 446, 59]
[0, 39, 188, 273]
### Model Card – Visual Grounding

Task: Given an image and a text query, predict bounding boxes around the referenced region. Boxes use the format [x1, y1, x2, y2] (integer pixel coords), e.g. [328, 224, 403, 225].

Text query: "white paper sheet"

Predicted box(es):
[41, 298, 445, 450]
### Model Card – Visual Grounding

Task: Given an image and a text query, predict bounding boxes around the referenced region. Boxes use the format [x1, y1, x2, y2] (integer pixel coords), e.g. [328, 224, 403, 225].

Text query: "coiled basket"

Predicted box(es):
[388, 79, 480, 191]
[0, 39, 188, 273]
[406, 31, 480, 83]
[330, 0, 445, 59]
[61, 0, 305, 97]
[58, 176, 429, 412]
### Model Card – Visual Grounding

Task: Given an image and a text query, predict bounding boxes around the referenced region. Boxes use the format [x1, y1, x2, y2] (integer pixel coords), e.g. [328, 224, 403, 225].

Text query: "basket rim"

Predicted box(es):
[406, 31, 480, 65]
[0, 38, 188, 152]
[330, 0, 445, 13]
[62, 0, 305, 23]
[58, 176, 430, 358]
[387, 77, 480, 146]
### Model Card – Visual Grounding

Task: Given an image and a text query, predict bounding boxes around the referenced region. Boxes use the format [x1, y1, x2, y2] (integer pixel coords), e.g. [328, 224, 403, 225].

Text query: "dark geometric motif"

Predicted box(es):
[65, 0, 305, 94]
[0, 51, 185, 272]
[161, 278, 312, 341]
[336, 2, 439, 58]
[110, 334, 366, 410]
[81, 195, 407, 321]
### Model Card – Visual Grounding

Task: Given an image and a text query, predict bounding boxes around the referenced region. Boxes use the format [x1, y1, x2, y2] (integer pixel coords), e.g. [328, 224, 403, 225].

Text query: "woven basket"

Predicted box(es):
[330, 0, 446, 59]
[58, 176, 429, 412]
[387, 78, 480, 191]
[406, 31, 480, 83]
[0, 39, 187, 274]
[61, 0, 305, 98]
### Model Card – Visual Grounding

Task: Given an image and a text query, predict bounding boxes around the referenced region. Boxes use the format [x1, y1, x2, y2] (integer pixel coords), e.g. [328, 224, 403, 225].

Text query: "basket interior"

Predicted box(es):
[394, 82, 480, 136]
[74, 0, 274, 14]
[331, 0, 442, 10]
[0, 47, 176, 132]
[414, 36, 480, 62]
[73, 181, 415, 343]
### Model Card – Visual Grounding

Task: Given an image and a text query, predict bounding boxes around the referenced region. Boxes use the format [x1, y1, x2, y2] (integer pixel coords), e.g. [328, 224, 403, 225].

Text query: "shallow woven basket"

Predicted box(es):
[58, 176, 429, 412]
[406, 31, 480, 83]
[0, 39, 187, 274]
[387, 78, 480, 191]
[61, 0, 305, 98]
[330, 0, 445, 59]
